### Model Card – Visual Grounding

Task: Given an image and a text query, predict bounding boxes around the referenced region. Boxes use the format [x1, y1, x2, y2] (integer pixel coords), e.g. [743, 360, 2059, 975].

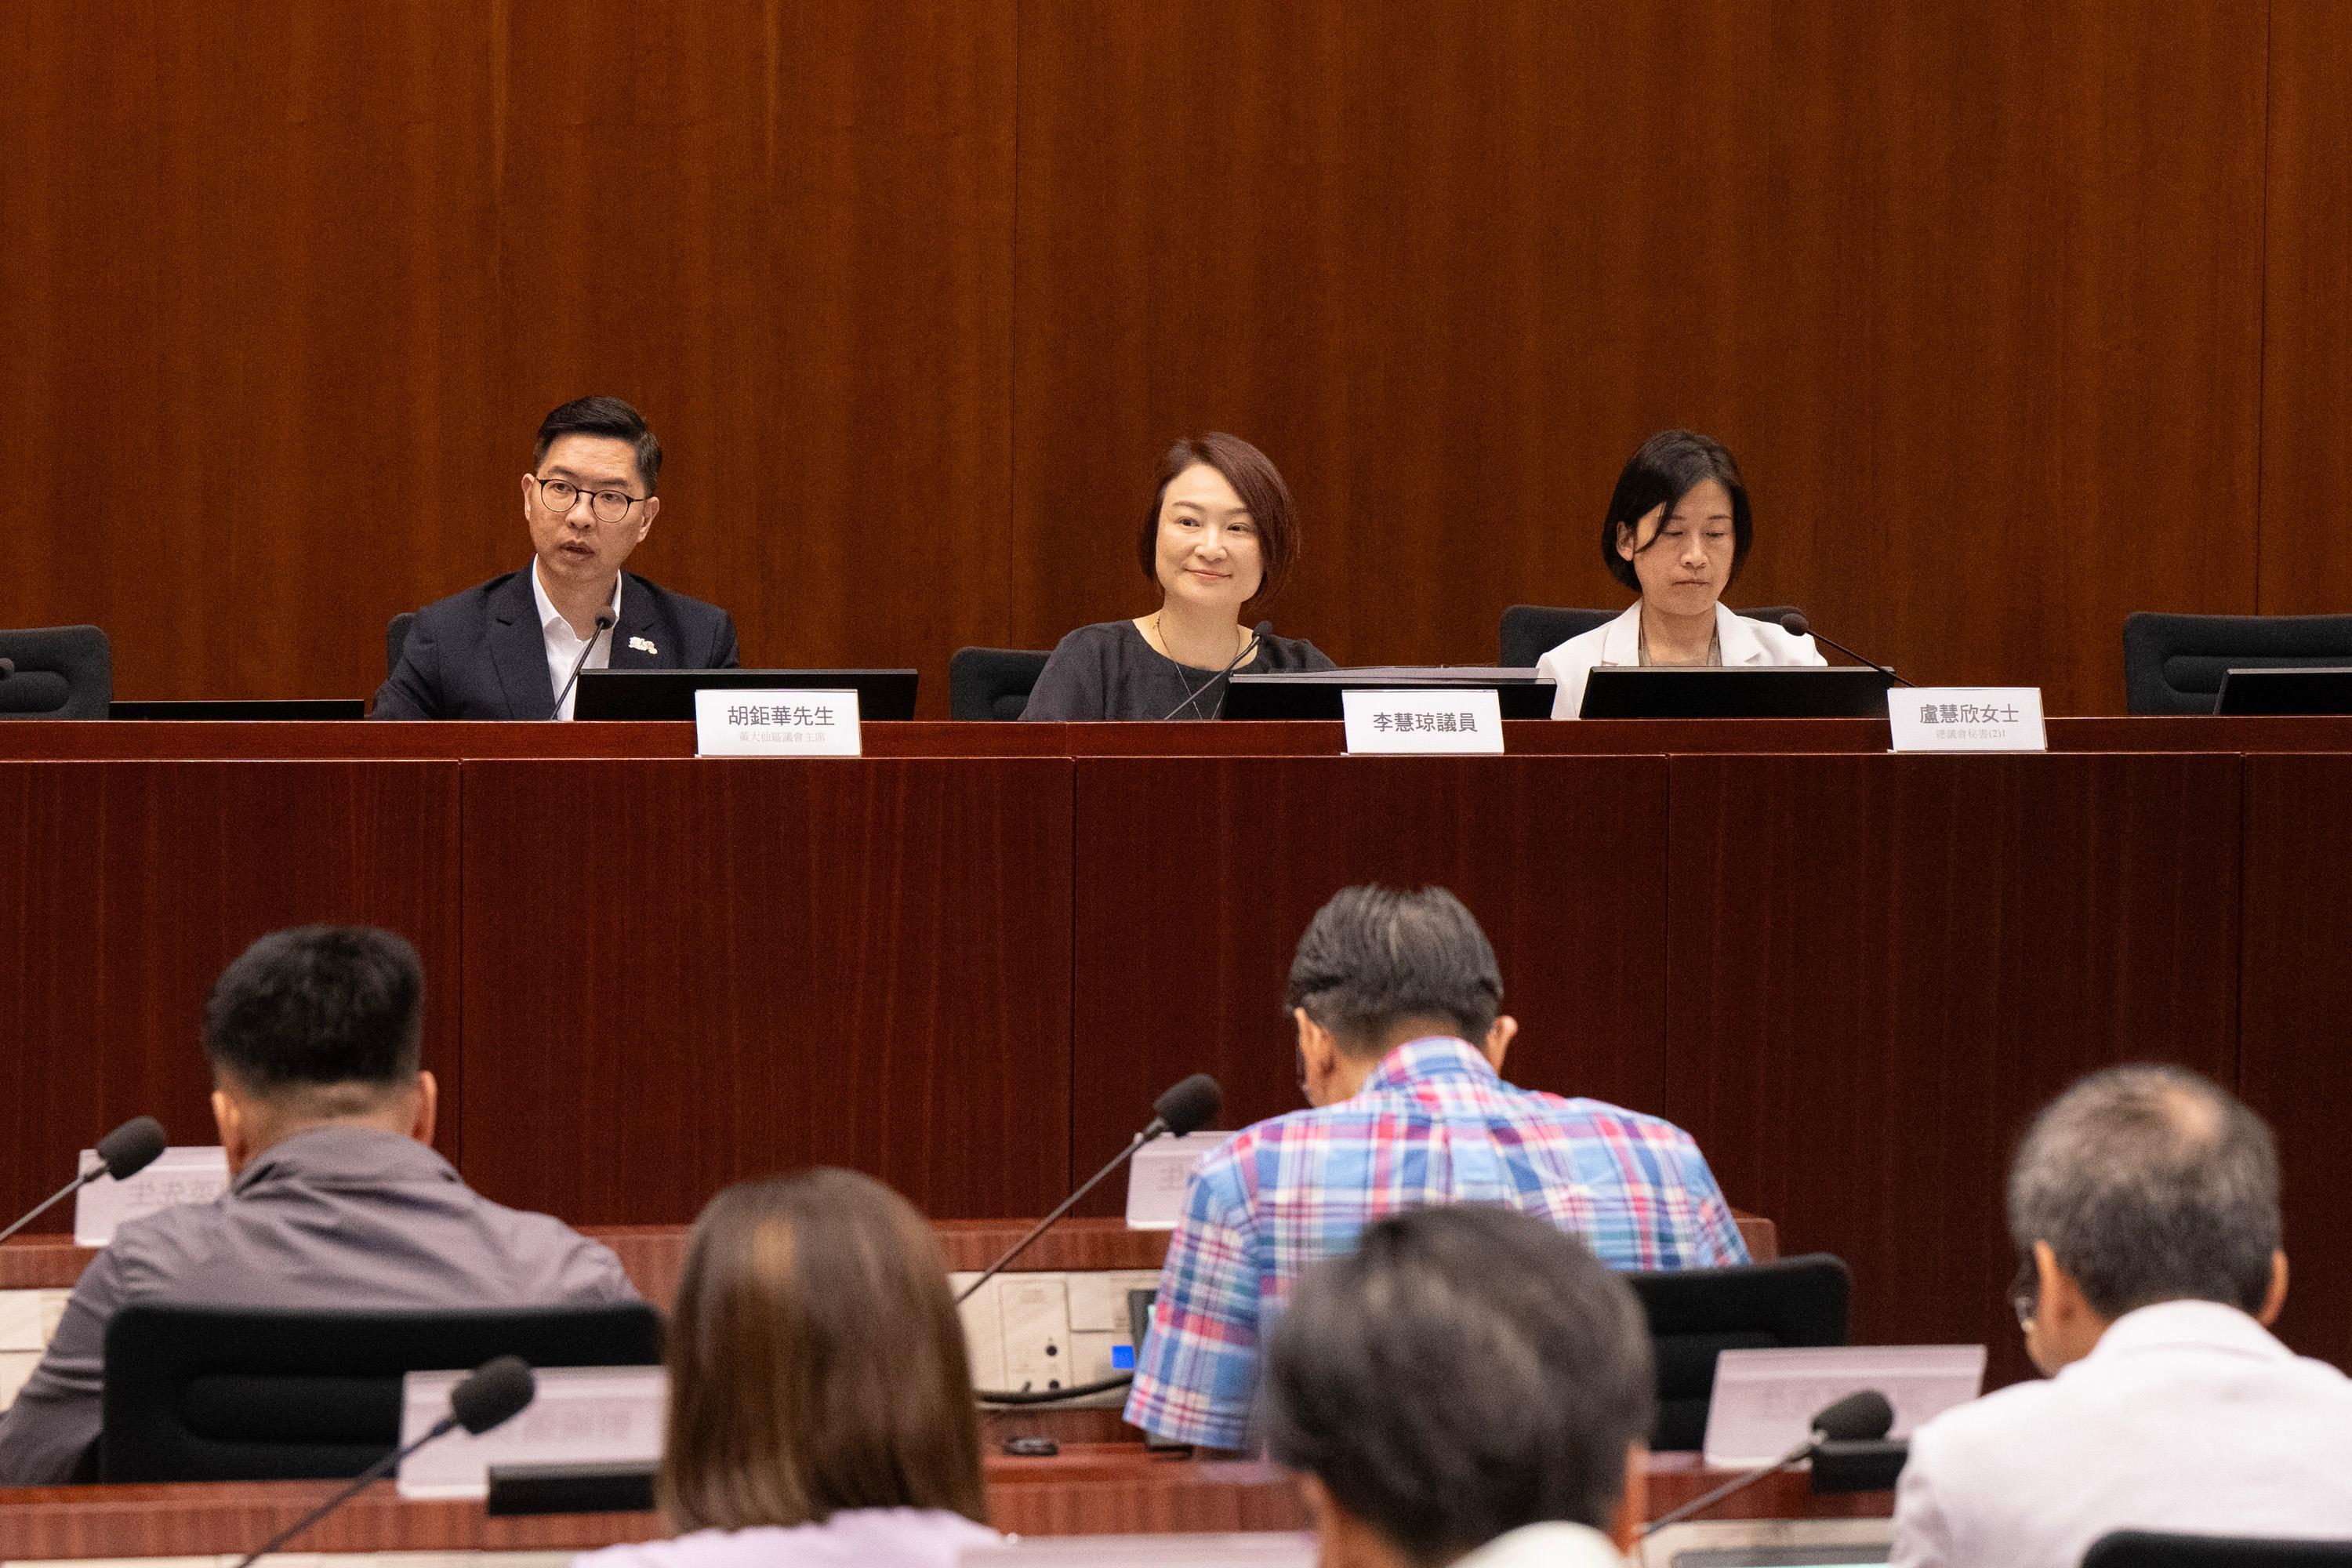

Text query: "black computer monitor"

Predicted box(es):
[110, 700, 367, 720]
[572, 670, 920, 722]
[1579, 667, 1894, 720]
[2213, 666, 2352, 716]
[1222, 668, 1556, 720]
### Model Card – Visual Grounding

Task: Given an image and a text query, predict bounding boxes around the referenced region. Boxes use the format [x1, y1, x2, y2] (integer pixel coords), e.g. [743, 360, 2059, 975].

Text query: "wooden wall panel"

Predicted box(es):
[0, 761, 462, 1229]
[2237, 754, 2352, 1372]
[457, 757, 1072, 1224]
[2257, 1, 2352, 614]
[1661, 753, 2242, 1388]
[1069, 755, 1668, 1215]
[1010, 1, 2267, 714]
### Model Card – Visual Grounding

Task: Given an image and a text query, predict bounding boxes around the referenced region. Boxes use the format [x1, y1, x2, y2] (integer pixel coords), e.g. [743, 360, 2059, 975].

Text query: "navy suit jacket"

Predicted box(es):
[371, 568, 740, 720]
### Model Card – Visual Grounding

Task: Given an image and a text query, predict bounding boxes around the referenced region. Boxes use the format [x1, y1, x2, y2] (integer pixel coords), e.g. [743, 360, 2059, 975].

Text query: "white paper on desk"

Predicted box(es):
[1887, 687, 2047, 752]
[1341, 689, 1505, 754]
[74, 1146, 230, 1247]
[1701, 1345, 1986, 1467]
[695, 688, 862, 757]
[1124, 1131, 1231, 1229]
[397, 1365, 668, 1499]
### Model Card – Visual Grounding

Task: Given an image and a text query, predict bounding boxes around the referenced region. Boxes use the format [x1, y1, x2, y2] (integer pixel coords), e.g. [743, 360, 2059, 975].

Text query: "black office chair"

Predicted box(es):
[387, 612, 417, 679]
[949, 647, 1051, 720]
[1624, 1252, 1851, 1450]
[0, 625, 113, 718]
[2122, 612, 2352, 715]
[100, 1301, 662, 1482]
[2085, 1532, 2352, 1567]
[1497, 605, 1805, 668]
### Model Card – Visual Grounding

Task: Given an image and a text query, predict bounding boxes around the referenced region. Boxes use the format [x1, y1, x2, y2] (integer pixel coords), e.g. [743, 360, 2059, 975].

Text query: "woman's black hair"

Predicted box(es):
[1601, 429, 1753, 592]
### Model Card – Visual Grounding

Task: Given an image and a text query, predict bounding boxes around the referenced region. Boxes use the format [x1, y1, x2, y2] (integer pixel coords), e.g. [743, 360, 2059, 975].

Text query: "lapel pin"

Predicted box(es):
[630, 636, 658, 655]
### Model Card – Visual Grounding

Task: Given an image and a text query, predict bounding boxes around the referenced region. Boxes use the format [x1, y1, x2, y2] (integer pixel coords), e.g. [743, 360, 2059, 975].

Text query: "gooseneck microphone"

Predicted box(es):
[229, 1356, 537, 1568]
[0, 1116, 169, 1246]
[1779, 613, 1915, 689]
[1160, 621, 1272, 720]
[0, 656, 13, 678]
[956, 1073, 1222, 1306]
[550, 610, 619, 719]
[1641, 1389, 1894, 1536]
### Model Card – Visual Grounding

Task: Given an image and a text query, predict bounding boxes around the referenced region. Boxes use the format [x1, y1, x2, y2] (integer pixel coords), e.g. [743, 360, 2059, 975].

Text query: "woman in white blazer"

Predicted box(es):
[1536, 430, 1824, 718]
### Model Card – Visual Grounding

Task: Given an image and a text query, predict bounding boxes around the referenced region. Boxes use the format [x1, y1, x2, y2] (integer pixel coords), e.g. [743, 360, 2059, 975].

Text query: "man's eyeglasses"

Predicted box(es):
[534, 476, 645, 525]
[2009, 1258, 2038, 1331]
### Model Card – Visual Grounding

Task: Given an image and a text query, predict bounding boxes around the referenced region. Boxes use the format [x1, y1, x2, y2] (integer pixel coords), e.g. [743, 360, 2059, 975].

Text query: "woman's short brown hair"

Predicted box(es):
[658, 1169, 985, 1532]
[1136, 432, 1302, 608]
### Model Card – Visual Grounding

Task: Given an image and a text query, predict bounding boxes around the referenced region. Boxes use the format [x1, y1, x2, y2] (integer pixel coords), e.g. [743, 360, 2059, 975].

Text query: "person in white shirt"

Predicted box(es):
[1535, 430, 1823, 718]
[1893, 1065, 2352, 1568]
[573, 1169, 1000, 1568]
[1261, 1205, 1652, 1568]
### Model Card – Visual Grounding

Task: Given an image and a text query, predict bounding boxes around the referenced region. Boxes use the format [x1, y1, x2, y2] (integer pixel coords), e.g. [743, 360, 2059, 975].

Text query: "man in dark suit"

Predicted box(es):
[372, 396, 739, 720]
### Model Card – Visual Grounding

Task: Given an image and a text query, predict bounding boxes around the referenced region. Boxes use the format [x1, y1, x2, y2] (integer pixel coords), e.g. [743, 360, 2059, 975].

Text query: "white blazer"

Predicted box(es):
[1534, 601, 1825, 719]
[1891, 1301, 2352, 1568]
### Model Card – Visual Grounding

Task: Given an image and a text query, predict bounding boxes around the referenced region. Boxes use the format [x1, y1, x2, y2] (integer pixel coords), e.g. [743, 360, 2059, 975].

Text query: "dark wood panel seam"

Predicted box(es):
[450, 760, 467, 1175]
[2254, 0, 2275, 611]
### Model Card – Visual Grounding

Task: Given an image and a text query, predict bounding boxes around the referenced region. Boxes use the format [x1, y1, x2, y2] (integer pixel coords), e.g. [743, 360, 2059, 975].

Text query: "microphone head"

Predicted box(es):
[96, 1116, 168, 1181]
[450, 1355, 536, 1435]
[1152, 1073, 1223, 1137]
[0, 656, 13, 677]
[1778, 612, 1812, 638]
[1811, 1388, 1894, 1443]
[595, 611, 616, 631]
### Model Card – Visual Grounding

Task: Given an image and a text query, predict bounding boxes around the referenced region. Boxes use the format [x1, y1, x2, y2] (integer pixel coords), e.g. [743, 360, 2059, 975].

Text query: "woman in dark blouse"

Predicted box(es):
[1021, 433, 1334, 720]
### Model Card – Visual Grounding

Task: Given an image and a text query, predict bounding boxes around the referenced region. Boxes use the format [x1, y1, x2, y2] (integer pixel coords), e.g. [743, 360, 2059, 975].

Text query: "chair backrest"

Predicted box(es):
[1498, 605, 1806, 669]
[2085, 1532, 2352, 1567]
[1624, 1253, 1851, 1450]
[100, 1301, 663, 1482]
[387, 612, 417, 679]
[949, 646, 1052, 720]
[0, 625, 113, 718]
[2122, 612, 2352, 715]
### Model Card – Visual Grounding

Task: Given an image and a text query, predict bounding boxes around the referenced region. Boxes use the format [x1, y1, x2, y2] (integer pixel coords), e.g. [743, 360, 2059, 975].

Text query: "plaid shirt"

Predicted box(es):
[1123, 1036, 1748, 1448]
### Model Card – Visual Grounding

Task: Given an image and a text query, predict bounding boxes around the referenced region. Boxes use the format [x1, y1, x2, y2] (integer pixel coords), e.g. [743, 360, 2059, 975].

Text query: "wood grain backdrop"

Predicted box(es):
[2, 1, 2339, 713]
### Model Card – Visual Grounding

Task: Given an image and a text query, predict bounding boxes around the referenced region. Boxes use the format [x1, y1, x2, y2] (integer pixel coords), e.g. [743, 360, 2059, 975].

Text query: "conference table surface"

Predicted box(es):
[3, 713, 2347, 1399]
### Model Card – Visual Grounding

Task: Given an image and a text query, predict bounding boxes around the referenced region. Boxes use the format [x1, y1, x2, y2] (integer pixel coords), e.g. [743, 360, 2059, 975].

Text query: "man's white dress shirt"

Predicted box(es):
[532, 561, 622, 721]
[1456, 1521, 1626, 1567]
[1893, 1300, 2352, 1568]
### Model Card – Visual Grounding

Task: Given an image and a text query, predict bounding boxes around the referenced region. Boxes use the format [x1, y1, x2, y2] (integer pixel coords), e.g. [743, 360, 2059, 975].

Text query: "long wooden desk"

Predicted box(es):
[0, 1450, 1885, 1556]
[1, 718, 2346, 1396]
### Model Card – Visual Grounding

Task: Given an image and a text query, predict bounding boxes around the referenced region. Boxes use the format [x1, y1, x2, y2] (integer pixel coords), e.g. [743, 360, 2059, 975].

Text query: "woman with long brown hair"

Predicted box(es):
[575, 1169, 997, 1568]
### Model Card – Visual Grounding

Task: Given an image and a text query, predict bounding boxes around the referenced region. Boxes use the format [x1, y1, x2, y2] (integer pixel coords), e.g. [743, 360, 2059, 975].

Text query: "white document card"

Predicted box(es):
[74, 1146, 230, 1247]
[1124, 1131, 1230, 1229]
[1888, 688, 2047, 752]
[1341, 689, 1505, 755]
[397, 1365, 668, 1499]
[1702, 1345, 1987, 1467]
[695, 688, 862, 757]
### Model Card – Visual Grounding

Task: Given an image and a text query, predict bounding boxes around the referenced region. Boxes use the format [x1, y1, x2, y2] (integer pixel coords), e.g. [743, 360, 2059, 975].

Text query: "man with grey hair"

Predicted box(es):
[1124, 884, 1744, 1450]
[1893, 1065, 2352, 1568]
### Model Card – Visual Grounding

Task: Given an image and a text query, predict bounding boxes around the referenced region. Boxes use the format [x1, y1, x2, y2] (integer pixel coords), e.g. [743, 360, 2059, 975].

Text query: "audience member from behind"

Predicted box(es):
[0, 926, 637, 1486]
[372, 396, 740, 720]
[1019, 432, 1334, 720]
[1892, 1065, 2352, 1568]
[1535, 429, 1822, 718]
[1266, 1206, 1656, 1568]
[1125, 884, 1744, 1450]
[575, 1169, 999, 1568]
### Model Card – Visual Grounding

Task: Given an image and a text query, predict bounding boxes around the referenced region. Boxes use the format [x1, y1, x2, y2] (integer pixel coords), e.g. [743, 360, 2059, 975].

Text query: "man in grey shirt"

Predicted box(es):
[0, 926, 638, 1485]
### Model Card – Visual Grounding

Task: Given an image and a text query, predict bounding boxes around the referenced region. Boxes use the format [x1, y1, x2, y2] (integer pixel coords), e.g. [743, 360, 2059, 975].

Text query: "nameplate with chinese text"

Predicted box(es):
[397, 1365, 669, 1499]
[694, 688, 862, 757]
[1702, 1345, 1987, 1467]
[1125, 1131, 1232, 1229]
[1340, 689, 1505, 755]
[1887, 687, 2047, 753]
[74, 1146, 230, 1247]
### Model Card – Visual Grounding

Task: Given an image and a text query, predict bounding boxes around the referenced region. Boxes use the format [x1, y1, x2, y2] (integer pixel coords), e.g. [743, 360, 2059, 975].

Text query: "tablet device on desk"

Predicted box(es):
[110, 699, 366, 720]
[574, 669, 919, 721]
[1636, 1519, 1892, 1568]
[1223, 668, 1555, 720]
[2213, 666, 2352, 715]
[1580, 667, 1894, 720]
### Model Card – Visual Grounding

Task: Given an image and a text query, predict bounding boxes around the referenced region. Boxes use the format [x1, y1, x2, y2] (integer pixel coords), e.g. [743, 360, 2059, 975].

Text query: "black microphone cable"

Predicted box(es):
[1160, 621, 1272, 720]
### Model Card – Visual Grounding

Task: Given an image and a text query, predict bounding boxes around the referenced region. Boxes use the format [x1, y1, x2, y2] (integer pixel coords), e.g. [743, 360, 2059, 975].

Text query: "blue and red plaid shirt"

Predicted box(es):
[1123, 1036, 1748, 1448]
